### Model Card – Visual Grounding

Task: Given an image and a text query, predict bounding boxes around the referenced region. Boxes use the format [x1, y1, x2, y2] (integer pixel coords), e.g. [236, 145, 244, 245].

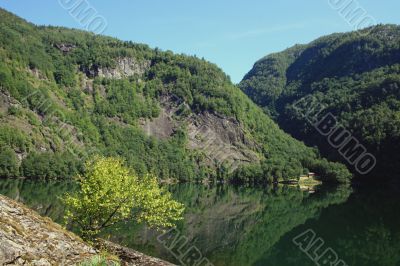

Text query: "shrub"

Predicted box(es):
[0, 146, 19, 178]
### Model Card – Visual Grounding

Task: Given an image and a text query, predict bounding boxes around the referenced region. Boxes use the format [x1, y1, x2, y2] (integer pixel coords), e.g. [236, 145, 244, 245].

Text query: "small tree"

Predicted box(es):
[63, 157, 184, 240]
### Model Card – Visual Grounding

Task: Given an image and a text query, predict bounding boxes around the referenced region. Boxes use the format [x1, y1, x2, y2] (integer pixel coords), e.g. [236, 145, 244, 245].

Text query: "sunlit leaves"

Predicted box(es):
[63, 157, 184, 239]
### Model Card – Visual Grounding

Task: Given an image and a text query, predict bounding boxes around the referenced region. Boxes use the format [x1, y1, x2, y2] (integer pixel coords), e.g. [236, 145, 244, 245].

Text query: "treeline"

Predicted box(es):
[240, 24, 400, 179]
[0, 8, 352, 183]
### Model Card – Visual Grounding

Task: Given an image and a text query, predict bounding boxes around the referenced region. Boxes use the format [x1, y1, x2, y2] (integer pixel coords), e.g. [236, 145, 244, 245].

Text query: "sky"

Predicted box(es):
[1, 0, 400, 83]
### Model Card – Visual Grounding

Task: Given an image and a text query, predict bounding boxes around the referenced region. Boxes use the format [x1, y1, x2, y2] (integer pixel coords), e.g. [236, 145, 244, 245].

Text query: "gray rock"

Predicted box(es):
[0, 195, 176, 266]
[0, 195, 96, 265]
[98, 57, 151, 79]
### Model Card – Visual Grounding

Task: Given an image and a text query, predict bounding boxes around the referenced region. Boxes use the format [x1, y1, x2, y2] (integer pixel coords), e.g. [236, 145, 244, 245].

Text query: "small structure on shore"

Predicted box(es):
[299, 173, 322, 193]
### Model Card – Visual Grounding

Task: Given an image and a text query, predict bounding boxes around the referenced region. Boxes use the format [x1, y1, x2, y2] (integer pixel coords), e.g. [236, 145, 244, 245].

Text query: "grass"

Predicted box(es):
[78, 254, 120, 266]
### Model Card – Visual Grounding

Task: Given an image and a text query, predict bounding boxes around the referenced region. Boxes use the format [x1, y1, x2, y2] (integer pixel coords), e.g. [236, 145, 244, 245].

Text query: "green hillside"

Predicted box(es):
[240, 25, 400, 180]
[0, 9, 350, 183]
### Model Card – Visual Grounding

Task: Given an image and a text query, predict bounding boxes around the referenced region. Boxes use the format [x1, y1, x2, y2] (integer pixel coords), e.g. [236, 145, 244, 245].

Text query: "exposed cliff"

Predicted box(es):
[140, 96, 260, 172]
[97, 57, 151, 79]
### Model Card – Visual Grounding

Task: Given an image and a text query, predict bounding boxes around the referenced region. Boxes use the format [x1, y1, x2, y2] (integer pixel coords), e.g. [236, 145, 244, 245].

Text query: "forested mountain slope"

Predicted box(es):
[240, 25, 400, 180]
[0, 9, 350, 183]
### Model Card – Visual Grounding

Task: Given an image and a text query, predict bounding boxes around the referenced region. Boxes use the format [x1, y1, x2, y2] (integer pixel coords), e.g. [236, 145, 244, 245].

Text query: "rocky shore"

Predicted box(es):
[0, 195, 175, 266]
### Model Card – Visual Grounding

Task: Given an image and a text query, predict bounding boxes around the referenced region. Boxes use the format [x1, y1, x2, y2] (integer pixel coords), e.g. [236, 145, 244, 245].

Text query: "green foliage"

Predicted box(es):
[0, 8, 352, 183]
[0, 126, 30, 152]
[21, 151, 82, 180]
[54, 61, 76, 86]
[302, 158, 352, 183]
[93, 79, 159, 123]
[78, 255, 120, 266]
[7, 105, 22, 116]
[0, 146, 19, 178]
[240, 25, 400, 178]
[63, 157, 184, 240]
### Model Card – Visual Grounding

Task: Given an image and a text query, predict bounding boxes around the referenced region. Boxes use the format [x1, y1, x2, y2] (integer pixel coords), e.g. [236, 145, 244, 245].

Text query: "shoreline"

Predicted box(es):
[0, 194, 175, 266]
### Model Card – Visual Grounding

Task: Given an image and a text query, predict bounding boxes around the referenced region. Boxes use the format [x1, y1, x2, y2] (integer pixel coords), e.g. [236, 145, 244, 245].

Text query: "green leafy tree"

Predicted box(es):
[0, 147, 19, 178]
[62, 157, 185, 240]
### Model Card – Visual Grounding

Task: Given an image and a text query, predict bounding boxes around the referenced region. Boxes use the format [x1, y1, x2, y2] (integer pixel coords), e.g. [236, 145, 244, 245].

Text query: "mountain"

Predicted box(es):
[0, 8, 350, 183]
[240, 25, 400, 180]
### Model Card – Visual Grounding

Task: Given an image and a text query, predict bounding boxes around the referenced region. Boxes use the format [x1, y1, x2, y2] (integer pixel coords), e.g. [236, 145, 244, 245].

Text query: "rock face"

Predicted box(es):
[98, 57, 151, 79]
[0, 195, 176, 266]
[186, 112, 260, 171]
[140, 95, 259, 172]
[0, 195, 96, 265]
[141, 107, 175, 140]
[55, 43, 76, 54]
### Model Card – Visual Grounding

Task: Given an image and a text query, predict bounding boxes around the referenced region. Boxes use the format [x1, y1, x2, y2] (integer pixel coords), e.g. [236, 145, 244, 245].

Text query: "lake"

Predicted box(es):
[0, 179, 399, 266]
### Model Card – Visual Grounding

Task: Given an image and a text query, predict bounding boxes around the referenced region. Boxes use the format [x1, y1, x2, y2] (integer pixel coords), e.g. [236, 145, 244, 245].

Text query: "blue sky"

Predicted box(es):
[1, 0, 399, 83]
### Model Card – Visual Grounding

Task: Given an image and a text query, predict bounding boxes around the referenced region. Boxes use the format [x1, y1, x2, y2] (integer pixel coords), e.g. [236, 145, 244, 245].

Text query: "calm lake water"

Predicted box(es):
[0, 179, 399, 266]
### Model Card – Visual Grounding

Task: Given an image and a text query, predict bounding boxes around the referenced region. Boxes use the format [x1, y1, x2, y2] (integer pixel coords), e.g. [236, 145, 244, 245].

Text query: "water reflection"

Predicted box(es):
[107, 184, 352, 266]
[0, 179, 73, 223]
[0, 180, 359, 265]
[256, 185, 400, 266]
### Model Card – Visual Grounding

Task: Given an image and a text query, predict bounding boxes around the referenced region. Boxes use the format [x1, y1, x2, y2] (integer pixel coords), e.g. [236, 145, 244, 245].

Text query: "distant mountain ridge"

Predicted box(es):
[0, 8, 350, 183]
[240, 24, 400, 180]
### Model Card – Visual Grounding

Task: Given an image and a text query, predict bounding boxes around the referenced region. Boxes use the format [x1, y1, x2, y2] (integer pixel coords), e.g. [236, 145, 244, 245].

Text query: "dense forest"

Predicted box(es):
[240, 25, 400, 180]
[0, 8, 351, 183]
